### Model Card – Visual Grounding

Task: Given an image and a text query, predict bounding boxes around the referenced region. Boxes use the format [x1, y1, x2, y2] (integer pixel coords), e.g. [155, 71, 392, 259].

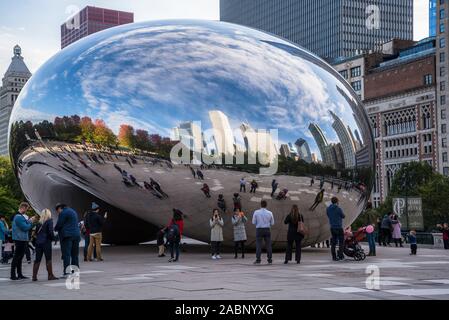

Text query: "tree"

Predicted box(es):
[0, 157, 23, 221]
[118, 124, 135, 148]
[79, 117, 95, 143]
[134, 129, 150, 150]
[93, 120, 116, 146]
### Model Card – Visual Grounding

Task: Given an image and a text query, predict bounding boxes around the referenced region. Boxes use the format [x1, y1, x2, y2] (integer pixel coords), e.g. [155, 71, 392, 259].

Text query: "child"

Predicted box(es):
[2, 238, 14, 264]
[157, 228, 166, 257]
[408, 230, 417, 255]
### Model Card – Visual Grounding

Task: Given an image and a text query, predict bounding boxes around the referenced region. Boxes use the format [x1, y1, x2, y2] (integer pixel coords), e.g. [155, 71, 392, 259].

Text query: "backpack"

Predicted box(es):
[166, 223, 180, 242]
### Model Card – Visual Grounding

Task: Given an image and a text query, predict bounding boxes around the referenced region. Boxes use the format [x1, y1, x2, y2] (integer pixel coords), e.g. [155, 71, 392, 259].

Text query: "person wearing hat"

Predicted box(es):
[54, 204, 80, 277]
[85, 202, 107, 262]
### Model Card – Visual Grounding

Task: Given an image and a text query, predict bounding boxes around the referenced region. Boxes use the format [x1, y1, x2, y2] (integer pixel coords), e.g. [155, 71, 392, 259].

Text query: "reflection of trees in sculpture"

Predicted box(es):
[118, 124, 136, 148]
[93, 119, 117, 146]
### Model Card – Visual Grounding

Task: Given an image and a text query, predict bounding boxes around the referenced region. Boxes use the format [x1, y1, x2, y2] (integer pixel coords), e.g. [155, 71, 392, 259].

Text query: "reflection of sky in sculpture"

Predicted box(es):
[13, 20, 363, 159]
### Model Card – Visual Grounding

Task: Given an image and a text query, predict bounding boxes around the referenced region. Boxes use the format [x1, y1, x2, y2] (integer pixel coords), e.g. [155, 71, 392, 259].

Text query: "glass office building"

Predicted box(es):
[430, 0, 437, 37]
[220, 0, 413, 61]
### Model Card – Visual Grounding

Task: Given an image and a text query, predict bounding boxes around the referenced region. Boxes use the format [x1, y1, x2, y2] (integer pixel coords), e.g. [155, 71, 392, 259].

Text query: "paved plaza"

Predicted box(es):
[1, 243, 449, 300]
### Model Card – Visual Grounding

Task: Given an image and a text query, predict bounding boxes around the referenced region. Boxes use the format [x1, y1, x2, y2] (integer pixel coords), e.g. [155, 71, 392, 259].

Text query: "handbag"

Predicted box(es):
[297, 214, 308, 236]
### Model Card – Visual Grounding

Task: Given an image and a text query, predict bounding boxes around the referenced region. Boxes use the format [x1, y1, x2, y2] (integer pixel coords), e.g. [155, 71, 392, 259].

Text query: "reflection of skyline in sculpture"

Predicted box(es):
[329, 110, 356, 169]
[308, 123, 336, 168]
[295, 138, 312, 163]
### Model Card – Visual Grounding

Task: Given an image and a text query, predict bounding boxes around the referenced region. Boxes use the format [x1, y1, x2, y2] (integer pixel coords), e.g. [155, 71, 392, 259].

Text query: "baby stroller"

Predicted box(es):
[341, 228, 366, 261]
[276, 188, 288, 200]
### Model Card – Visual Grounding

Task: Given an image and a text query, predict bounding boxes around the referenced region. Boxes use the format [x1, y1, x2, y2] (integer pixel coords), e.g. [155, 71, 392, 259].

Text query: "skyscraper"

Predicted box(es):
[220, 0, 413, 61]
[329, 110, 356, 169]
[61, 6, 134, 49]
[294, 138, 312, 163]
[308, 123, 336, 168]
[0, 45, 31, 156]
[430, 0, 437, 37]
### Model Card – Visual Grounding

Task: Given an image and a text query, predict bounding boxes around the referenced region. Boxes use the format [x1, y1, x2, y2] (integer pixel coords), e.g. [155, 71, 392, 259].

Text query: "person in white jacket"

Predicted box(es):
[210, 209, 224, 260]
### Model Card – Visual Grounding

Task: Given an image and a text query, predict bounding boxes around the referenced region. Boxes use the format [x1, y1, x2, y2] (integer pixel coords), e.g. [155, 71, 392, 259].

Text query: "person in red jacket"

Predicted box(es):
[437, 223, 449, 249]
[168, 209, 184, 238]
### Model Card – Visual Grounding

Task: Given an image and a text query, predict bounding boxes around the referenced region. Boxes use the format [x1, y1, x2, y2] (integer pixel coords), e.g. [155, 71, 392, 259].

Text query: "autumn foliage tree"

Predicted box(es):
[118, 124, 135, 148]
[93, 119, 117, 146]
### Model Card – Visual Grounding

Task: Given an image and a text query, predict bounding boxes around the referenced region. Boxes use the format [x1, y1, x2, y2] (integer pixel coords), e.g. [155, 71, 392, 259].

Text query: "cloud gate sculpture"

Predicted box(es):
[9, 20, 374, 247]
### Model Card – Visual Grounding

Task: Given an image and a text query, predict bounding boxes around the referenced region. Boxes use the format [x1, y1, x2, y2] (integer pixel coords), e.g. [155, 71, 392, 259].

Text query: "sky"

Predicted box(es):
[0, 0, 429, 77]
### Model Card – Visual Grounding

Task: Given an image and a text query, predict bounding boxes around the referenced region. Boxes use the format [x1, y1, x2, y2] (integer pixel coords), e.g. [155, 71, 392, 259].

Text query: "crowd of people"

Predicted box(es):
[1, 193, 448, 283]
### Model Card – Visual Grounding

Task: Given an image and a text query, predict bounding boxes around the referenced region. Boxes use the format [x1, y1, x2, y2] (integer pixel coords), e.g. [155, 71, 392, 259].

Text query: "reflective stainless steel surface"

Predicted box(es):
[9, 20, 374, 246]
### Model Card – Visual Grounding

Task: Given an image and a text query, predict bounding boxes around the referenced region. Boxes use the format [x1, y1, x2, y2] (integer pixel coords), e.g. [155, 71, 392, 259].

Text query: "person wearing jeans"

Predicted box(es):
[0, 215, 8, 260]
[54, 204, 80, 277]
[252, 200, 274, 264]
[10, 203, 35, 280]
[326, 197, 345, 261]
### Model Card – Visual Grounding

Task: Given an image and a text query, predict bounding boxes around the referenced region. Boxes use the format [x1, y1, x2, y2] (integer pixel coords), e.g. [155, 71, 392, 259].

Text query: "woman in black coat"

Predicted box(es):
[32, 209, 58, 281]
[284, 205, 305, 264]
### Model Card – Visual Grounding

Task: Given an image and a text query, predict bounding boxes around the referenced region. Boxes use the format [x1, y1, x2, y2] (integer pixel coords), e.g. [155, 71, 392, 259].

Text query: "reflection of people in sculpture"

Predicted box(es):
[190, 167, 196, 179]
[319, 177, 325, 189]
[337, 184, 342, 193]
[309, 189, 325, 211]
[201, 183, 211, 198]
[196, 169, 204, 180]
[276, 188, 288, 200]
[310, 177, 314, 187]
[250, 180, 258, 193]
[239, 178, 246, 193]
[271, 180, 278, 197]
[143, 181, 163, 199]
[126, 158, 133, 168]
[217, 194, 227, 214]
[233, 193, 242, 211]
[150, 178, 168, 198]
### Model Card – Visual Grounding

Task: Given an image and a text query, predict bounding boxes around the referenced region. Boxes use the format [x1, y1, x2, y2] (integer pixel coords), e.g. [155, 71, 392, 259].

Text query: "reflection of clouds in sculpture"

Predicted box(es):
[73, 24, 338, 138]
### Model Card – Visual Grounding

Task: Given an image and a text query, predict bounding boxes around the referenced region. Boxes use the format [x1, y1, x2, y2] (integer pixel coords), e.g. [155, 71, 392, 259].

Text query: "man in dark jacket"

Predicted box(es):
[380, 214, 393, 246]
[85, 202, 106, 261]
[326, 197, 345, 261]
[54, 204, 80, 277]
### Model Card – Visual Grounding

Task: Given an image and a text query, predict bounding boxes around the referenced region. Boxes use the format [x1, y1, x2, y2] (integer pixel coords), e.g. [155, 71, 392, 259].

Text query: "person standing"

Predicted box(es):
[210, 209, 224, 260]
[391, 215, 403, 247]
[271, 180, 279, 197]
[376, 217, 383, 247]
[436, 223, 449, 250]
[250, 180, 258, 193]
[284, 205, 305, 264]
[380, 213, 393, 246]
[54, 204, 80, 278]
[10, 203, 35, 280]
[408, 230, 418, 255]
[0, 215, 8, 260]
[157, 228, 166, 257]
[86, 202, 107, 262]
[233, 193, 242, 211]
[364, 202, 377, 256]
[232, 208, 247, 259]
[326, 197, 345, 261]
[32, 209, 58, 281]
[201, 183, 211, 198]
[310, 177, 314, 187]
[252, 200, 274, 264]
[239, 178, 246, 193]
[167, 210, 184, 262]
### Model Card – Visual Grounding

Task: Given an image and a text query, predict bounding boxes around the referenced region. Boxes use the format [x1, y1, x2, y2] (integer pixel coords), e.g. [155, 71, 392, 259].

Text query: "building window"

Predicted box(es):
[351, 66, 361, 78]
[441, 22, 446, 33]
[444, 153, 448, 163]
[440, 9, 445, 19]
[441, 38, 446, 48]
[444, 167, 449, 176]
[442, 95, 447, 105]
[443, 137, 448, 148]
[443, 124, 447, 134]
[424, 74, 433, 85]
[339, 70, 348, 79]
[441, 67, 446, 77]
[351, 80, 361, 91]
[442, 81, 447, 91]
[442, 109, 447, 120]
